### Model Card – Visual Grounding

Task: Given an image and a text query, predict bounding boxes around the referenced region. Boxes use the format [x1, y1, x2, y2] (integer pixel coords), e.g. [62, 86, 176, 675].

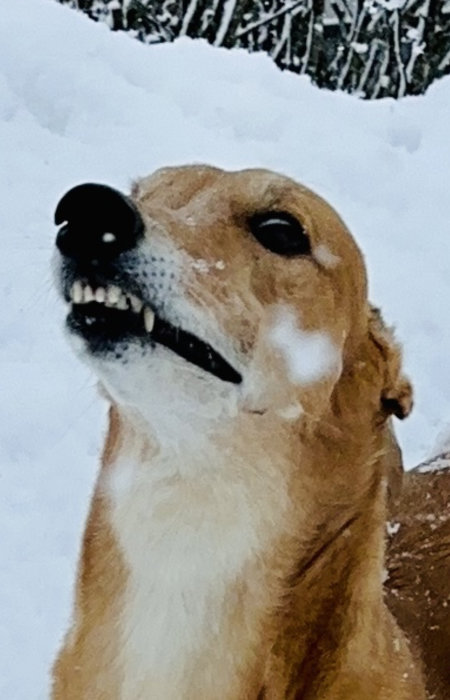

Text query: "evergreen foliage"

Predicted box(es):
[57, 0, 450, 98]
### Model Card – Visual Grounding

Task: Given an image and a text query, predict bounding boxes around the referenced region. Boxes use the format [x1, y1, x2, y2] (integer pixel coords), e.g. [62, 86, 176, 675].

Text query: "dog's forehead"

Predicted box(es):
[135, 165, 314, 214]
[133, 165, 364, 270]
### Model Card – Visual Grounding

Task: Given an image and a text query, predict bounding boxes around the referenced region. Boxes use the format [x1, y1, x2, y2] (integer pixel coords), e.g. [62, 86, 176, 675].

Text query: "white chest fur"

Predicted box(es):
[104, 437, 290, 700]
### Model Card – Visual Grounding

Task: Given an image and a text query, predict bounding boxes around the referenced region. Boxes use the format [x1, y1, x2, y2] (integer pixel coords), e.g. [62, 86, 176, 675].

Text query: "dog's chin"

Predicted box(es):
[70, 332, 242, 443]
[65, 304, 244, 432]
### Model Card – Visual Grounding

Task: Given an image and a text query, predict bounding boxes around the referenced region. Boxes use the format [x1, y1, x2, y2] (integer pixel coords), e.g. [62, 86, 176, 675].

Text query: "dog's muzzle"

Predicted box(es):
[54, 183, 242, 385]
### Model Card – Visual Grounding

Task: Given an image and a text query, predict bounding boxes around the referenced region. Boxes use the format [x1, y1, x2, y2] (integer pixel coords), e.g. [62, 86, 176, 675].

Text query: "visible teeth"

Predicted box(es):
[72, 281, 83, 304]
[69, 281, 145, 315]
[144, 307, 155, 333]
[117, 295, 128, 310]
[129, 295, 143, 314]
[106, 286, 121, 305]
[83, 285, 94, 303]
[95, 287, 106, 303]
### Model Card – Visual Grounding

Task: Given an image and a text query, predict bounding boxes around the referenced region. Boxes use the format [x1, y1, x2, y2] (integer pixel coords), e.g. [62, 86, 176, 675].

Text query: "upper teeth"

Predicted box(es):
[69, 281, 153, 330]
[84, 285, 95, 303]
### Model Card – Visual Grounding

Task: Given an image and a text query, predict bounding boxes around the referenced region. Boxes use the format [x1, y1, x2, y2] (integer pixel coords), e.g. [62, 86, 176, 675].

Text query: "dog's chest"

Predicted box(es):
[105, 449, 283, 700]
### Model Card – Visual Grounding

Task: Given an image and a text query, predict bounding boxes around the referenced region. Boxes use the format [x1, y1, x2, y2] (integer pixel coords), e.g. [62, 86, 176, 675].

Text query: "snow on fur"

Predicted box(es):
[270, 308, 341, 385]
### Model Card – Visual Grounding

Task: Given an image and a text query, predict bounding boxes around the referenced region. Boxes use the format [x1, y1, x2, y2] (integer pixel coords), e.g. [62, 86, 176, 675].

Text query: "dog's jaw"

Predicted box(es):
[96, 350, 243, 448]
[59, 230, 247, 438]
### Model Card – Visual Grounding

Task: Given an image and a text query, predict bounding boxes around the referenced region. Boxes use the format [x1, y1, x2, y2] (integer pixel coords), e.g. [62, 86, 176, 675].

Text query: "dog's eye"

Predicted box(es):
[249, 212, 311, 257]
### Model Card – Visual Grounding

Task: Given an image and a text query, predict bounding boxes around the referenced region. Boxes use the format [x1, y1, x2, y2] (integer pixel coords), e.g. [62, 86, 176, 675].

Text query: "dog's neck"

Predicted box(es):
[101, 404, 294, 699]
[94, 403, 420, 700]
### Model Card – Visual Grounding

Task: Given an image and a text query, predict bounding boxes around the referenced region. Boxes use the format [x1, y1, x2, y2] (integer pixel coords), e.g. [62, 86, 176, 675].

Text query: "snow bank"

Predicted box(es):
[1, 0, 450, 696]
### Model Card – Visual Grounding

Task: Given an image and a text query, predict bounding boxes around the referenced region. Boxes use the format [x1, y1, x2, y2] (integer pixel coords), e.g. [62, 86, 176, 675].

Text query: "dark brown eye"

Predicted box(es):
[249, 211, 311, 257]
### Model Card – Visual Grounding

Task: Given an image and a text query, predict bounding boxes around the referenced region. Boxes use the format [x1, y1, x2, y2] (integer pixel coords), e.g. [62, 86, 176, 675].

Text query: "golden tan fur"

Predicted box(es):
[52, 166, 444, 699]
[386, 457, 450, 700]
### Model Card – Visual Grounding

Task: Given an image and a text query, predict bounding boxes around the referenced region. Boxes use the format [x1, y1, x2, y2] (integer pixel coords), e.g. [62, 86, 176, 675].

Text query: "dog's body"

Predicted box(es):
[51, 166, 448, 699]
[386, 457, 450, 699]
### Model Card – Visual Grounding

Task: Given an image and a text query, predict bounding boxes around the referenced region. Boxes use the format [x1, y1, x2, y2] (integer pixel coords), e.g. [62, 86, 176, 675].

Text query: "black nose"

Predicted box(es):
[54, 183, 144, 261]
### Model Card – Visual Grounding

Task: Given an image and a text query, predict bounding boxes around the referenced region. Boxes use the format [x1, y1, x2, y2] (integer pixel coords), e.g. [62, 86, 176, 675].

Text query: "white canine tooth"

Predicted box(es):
[144, 307, 155, 333]
[84, 285, 94, 303]
[129, 295, 143, 314]
[107, 286, 121, 305]
[117, 294, 128, 310]
[95, 287, 106, 303]
[72, 281, 83, 304]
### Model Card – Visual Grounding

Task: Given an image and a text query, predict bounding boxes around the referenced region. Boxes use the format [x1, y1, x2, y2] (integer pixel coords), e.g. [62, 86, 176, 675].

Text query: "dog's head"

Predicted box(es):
[54, 166, 411, 452]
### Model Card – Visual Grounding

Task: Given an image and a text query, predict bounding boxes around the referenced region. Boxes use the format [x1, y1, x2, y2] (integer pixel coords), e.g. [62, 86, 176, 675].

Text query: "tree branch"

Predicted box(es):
[235, 0, 307, 39]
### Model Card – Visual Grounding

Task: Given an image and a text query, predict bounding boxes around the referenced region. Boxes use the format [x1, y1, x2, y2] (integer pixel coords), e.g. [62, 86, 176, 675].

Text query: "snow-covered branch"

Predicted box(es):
[55, 0, 450, 99]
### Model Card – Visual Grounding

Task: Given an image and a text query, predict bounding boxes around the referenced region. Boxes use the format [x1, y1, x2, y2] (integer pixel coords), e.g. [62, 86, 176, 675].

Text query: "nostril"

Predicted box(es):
[54, 183, 144, 261]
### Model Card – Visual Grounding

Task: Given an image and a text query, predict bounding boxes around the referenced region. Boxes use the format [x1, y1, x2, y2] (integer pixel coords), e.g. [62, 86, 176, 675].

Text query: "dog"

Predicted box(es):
[386, 455, 450, 699]
[51, 165, 446, 699]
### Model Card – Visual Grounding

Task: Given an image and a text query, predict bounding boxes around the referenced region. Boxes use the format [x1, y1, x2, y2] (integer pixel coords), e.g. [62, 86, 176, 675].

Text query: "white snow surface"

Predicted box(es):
[1, 0, 450, 696]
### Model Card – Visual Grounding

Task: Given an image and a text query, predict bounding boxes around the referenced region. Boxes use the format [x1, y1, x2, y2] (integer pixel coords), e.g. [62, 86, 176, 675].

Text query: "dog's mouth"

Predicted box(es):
[66, 281, 242, 385]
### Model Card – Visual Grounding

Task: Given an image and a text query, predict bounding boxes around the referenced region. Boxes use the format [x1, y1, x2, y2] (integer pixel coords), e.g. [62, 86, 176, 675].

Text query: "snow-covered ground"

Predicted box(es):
[1, 0, 450, 697]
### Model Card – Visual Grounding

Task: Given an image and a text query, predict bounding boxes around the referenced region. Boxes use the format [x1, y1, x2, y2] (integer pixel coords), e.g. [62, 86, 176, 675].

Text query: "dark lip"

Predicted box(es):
[67, 295, 242, 386]
[150, 314, 242, 384]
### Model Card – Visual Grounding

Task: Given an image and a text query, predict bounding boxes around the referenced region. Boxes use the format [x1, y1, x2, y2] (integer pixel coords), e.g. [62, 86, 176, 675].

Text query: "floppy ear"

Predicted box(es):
[368, 306, 413, 421]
